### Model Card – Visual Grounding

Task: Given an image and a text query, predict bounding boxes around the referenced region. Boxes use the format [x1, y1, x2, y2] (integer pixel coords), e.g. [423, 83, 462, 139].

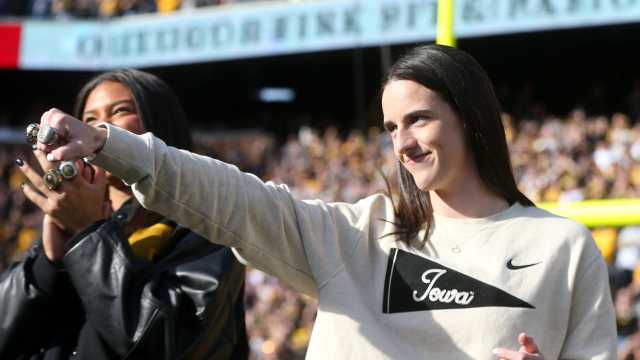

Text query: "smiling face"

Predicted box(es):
[82, 81, 145, 135]
[82, 80, 145, 188]
[382, 79, 473, 193]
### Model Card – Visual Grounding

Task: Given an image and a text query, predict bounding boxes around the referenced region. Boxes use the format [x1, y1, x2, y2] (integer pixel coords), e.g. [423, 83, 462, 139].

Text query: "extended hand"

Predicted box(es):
[37, 108, 107, 161]
[493, 333, 544, 360]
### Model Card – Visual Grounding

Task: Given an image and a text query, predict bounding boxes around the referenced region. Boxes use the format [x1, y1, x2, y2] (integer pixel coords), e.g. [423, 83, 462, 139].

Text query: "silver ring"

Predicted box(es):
[43, 169, 63, 190]
[58, 161, 78, 180]
[83, 153, 96, 164]
[25, 123, 40, 145]
[37, 125, 60, 146]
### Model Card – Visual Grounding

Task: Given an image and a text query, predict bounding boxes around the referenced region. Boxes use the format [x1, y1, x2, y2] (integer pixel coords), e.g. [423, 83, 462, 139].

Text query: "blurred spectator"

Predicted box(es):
[50, 0, 75, 19]
[0, 0, 28, 15]
[29, 0, 53, 17]
[117, 0, 155, 16]
[0, 144, 41, 268]
[156, 0, 180, 13]
[627, 80, 640, 122]
[0, 0, 292, 17]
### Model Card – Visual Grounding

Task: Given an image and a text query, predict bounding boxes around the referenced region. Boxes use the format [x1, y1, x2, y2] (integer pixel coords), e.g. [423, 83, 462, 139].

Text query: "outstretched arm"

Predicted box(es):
[39, 109, 372, 297]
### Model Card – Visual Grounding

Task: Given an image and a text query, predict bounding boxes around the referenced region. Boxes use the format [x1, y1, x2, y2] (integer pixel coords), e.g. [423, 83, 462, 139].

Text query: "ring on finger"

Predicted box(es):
[25, 123, 40, 145]
[43, 169, 63, 190]
[37, 125, 60, 146]
[58, 161, 78, 180]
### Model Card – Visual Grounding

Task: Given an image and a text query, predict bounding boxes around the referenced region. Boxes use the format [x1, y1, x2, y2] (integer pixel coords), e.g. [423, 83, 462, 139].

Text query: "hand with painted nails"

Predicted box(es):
[37, 108, 107, 162]
[493, 333, 544, 360]
[17, 150, 111, 252]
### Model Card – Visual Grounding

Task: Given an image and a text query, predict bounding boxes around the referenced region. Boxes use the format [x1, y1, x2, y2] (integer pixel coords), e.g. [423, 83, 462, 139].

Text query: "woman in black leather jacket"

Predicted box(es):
[0, 69, 248, 359]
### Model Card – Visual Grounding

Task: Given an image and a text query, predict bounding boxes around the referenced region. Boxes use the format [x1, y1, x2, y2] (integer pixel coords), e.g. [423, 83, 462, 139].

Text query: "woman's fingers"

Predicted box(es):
[493, 348, 525, 360]
[92, 166, 107, 187]
[32, 149, 56, 173]
[22, 183, 49, 213]
[38, 108, 107, 161]
[37, 108, 67, 153]
[518, 333, 539, 354]
[80, 161, 94, 183]
[16, 158, 53, 196]
[493, 333, 544, 360]
[493, 348, 542, 360]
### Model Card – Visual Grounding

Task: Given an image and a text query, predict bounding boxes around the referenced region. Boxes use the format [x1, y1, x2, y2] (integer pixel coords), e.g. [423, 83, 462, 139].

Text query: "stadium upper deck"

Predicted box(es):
[0, 0, 286, 18]
[2, 0, 639, 71]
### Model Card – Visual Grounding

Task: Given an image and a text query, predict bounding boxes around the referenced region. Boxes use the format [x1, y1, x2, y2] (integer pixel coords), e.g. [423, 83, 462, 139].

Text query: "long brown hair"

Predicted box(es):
[383, 44, 534, 247]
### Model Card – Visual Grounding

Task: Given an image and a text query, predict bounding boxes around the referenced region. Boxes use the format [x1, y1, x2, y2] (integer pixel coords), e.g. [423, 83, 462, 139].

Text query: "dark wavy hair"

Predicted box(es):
[73, 69, 192, 226]
[383, 44, 534, 247]
[73, 69, 192, 150]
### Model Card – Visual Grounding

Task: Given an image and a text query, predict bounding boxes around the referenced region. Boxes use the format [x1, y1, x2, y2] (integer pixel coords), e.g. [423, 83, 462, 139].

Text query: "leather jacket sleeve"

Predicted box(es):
[0, 243, 69, 358]
[62, 219, 246, 359]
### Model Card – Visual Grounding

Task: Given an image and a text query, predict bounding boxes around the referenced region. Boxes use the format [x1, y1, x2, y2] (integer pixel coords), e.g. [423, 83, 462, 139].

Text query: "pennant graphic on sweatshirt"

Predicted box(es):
[382, 248, 534, 313]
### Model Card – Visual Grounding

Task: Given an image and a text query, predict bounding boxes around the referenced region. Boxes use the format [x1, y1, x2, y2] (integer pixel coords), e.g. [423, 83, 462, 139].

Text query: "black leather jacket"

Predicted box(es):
[0, 201, 248, 360]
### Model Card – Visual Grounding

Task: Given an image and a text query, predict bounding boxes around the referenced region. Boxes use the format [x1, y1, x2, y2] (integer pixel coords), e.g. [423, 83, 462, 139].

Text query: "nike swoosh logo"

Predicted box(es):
[506, 259, 542, 270]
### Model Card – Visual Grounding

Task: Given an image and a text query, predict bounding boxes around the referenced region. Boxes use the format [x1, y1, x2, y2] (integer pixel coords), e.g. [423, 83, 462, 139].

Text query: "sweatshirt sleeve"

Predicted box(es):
[92, 124, 374, 297]
[559, 230, 617, 360]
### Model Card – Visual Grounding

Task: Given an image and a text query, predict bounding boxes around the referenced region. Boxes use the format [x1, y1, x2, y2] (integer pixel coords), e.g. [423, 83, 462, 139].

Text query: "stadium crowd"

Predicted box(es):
[0, 0, 284, 18]
[1, 108, 640, 358]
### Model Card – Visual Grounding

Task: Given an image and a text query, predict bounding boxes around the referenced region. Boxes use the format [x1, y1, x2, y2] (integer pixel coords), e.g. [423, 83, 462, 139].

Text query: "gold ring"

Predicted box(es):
[43, 169, 63, 190]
